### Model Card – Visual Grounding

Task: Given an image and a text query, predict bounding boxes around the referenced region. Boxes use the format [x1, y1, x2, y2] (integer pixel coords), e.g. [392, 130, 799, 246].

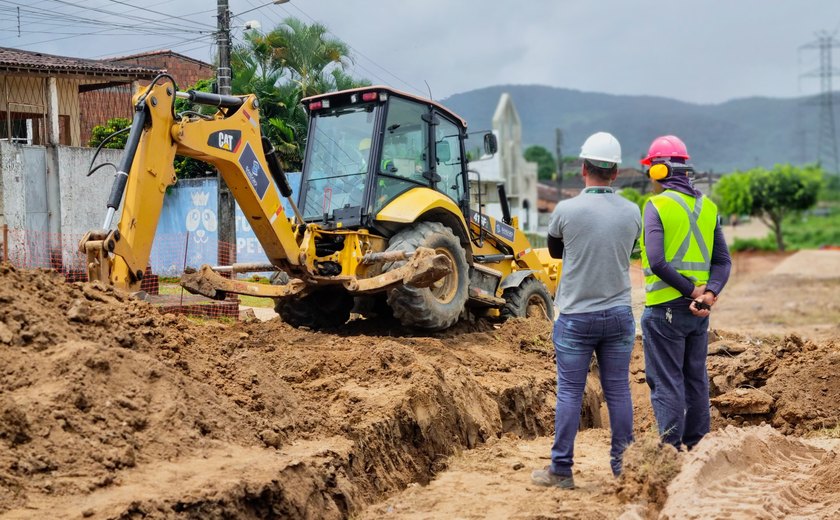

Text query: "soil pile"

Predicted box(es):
[706, 331, 840, 434]
[660, 426, 840, 519]
[0, 266, 562, 519]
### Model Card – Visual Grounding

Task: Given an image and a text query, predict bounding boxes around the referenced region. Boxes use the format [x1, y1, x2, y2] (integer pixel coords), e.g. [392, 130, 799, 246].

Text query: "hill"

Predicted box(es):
[441, 85, 832, 173]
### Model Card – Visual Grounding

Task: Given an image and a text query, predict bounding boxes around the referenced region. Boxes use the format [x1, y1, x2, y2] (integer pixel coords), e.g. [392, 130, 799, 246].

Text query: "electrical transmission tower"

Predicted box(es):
[801, 31, 840, 174]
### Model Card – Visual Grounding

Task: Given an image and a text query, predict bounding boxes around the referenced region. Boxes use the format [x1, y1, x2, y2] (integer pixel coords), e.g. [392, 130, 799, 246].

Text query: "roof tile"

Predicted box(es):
[0, 46, 161, 77]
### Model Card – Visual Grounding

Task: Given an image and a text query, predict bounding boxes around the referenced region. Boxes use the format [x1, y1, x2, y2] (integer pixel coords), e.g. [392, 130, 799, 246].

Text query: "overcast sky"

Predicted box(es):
[1, 0, 838, 104]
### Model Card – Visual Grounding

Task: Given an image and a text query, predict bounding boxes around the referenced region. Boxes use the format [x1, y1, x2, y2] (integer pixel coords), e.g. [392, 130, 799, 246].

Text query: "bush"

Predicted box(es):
[783, 206, 840, 249]
[88, 117, 131, 149]
[730, 236, 777, 252]
[730, 204, 840, 252]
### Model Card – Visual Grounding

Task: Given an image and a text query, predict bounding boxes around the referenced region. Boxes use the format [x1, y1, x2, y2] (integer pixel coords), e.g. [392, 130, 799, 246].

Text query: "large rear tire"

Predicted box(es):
[275, 287, 353, 329]
[385, 222, 469, 331]
[501, 277, 554, 321]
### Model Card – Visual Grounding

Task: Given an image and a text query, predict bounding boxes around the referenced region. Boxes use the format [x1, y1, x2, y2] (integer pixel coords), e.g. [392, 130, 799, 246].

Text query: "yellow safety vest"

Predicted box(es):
[640, 190, 718, 306]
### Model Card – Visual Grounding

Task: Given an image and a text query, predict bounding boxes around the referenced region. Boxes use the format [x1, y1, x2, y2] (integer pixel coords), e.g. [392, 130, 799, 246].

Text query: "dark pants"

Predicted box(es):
[641, 305, 710, 449]
[550, 306, 636, 477]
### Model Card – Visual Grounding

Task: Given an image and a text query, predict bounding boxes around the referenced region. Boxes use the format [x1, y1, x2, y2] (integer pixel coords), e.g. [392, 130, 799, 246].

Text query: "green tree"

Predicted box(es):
[619, 187, 652, 211]
[230, 17, 364, 170]
[88, 117, 131, 149]
[270, 17, 352, 98]
[714, 164, 823, 251]
[89, 83, 215, 179]
[524, 145, 556, 181]
[712, 171, 753, 217]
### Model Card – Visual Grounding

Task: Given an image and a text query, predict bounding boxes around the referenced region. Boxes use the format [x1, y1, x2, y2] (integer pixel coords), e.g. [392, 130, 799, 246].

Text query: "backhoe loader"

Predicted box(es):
[80, 75, 561, 330]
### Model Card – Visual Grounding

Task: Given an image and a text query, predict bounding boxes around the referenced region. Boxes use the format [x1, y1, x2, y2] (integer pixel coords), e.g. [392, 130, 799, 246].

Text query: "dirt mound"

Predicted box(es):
[660, 426, 840, 519]
[616, 432, 681, 517]
[0, 266, 563, 519]
[707, 330, 840, 434]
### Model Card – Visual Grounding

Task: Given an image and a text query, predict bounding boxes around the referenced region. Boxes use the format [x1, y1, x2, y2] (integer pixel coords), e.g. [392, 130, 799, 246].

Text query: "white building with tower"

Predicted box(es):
[469, 93, 539, 233]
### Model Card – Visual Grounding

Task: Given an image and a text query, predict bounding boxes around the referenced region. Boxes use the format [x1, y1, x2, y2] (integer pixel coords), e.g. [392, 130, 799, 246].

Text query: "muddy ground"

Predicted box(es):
[1, 250, 839, 519]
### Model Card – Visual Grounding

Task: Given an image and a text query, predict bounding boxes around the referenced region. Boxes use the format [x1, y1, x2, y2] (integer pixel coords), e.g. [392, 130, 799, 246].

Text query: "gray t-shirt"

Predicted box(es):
[548, 188, 642, 314]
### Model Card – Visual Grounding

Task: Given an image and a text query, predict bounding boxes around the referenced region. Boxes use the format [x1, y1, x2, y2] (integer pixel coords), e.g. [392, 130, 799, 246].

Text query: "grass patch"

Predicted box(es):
[810, 424, 840, 439]
[158, 283, 275, 308]
[783, 205, 840, 249]
[183, 315, 237, 325]
[237, 295, 275, 308]
[730, 236, 777, 252]
[731, 203, 840, 252]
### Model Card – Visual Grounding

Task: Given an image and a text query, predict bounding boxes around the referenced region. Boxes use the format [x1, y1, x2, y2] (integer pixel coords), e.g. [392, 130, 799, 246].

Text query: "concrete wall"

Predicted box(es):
[0, 142, 120, 265]
[56, 146, 121, 265]
[56, 146, 121, 235]
[0, 142, 26, 231]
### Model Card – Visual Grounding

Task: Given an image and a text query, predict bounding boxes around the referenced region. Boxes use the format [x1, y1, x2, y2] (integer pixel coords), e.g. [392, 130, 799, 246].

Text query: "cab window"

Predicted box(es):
[434, 116, 463, 203]
[374, 97, 429, 210]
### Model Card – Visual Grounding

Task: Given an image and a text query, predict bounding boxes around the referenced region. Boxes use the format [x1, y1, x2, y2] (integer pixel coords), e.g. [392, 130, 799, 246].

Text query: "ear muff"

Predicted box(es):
[647, 162, 671, 181]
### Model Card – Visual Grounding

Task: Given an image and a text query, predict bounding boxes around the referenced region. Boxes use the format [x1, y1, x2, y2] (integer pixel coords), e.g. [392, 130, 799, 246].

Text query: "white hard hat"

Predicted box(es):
[579, 132, 622, 166]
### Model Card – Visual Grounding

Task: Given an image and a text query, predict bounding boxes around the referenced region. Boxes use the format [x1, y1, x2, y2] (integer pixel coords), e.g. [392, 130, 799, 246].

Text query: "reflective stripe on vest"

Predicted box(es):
[640, 190, 717, 306]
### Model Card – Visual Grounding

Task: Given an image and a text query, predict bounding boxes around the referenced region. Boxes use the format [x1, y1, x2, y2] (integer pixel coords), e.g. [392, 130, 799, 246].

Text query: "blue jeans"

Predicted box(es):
[550, 306, 636, 477]
[641, 305, 710, 450]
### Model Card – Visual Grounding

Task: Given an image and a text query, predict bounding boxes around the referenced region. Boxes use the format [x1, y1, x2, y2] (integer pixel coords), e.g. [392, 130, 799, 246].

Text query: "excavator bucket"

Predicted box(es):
[179, 247, 451, 300]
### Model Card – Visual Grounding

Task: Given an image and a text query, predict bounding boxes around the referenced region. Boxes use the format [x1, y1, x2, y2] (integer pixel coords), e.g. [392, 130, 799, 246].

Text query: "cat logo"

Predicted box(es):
[208, 130, 242, 153]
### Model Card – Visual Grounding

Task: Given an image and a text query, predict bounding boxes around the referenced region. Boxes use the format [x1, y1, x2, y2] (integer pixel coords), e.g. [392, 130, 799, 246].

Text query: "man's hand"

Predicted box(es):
[690, 290, 717, 317]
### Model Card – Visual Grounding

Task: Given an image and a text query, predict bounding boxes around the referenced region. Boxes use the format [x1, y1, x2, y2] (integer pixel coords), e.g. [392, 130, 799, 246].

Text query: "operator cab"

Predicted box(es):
[300, 86, 473, 231]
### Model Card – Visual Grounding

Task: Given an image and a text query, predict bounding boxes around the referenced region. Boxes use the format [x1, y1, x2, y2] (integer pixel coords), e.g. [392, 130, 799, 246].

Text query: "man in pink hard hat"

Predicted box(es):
[640, 135, 690, 168]
[638, 135, 731, 450]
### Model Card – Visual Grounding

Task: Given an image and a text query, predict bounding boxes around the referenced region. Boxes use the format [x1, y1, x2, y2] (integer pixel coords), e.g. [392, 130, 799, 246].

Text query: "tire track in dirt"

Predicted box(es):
[660, 426, 840, 519]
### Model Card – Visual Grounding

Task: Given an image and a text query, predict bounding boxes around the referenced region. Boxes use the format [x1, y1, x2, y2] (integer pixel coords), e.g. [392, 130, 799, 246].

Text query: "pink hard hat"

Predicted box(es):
[640, 135, 690, 165]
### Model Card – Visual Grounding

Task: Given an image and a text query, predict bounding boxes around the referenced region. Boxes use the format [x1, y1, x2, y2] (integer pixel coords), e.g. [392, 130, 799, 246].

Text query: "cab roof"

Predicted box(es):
[302, 85, 467, 128]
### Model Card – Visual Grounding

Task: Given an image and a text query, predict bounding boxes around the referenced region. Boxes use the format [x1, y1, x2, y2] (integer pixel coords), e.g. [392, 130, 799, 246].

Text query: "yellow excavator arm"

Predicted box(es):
[80, 76, 302, 291]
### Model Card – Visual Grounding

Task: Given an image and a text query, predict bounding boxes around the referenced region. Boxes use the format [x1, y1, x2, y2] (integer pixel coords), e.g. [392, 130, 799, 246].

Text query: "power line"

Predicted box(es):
[0, 1, 211, 42]
[107, 0, 216, 30]
[0, 0, 219, 59]
[41, 0, 214, 32]
[279, 2, 427, 96]
[90, 33, 217, 60]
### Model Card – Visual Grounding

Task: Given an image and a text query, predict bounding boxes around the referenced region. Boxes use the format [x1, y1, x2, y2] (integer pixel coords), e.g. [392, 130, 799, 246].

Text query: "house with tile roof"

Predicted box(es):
[0, 47, 213, 147]
[0, 46, 212, 267]
[0, 46, 163, 147]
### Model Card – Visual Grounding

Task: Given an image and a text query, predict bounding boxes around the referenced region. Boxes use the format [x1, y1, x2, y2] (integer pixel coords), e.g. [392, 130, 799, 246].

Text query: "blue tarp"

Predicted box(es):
[149, 174, 301, 276]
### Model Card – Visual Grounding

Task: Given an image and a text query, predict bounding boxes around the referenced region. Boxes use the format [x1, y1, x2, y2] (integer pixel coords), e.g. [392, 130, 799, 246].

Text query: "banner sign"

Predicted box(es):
[149, 174, 301, 276]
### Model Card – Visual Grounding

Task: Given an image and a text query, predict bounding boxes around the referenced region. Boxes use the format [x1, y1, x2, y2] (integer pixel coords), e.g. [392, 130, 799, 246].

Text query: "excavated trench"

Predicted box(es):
[131, 345, 560, 519]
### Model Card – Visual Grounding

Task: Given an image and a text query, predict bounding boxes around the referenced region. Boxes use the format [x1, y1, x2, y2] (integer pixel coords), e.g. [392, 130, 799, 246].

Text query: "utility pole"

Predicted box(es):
[555, 128, 564, 197]
[801, 31, 840, 175]
[217, 0, 236, 264]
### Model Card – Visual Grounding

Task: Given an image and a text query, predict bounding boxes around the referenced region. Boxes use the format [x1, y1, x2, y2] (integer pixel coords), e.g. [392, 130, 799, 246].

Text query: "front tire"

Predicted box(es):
[384, 222, 469, 331]
[501, 277, 554, 321]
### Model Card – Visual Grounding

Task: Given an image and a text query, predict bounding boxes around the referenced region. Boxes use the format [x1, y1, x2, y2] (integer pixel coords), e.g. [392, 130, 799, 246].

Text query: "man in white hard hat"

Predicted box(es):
[531, 132, 641, 489]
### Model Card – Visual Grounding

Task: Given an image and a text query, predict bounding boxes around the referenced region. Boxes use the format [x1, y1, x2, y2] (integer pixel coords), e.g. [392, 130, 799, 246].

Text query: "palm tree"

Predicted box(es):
[269, 17, 351, 97]
[229, 17, 366, 168]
